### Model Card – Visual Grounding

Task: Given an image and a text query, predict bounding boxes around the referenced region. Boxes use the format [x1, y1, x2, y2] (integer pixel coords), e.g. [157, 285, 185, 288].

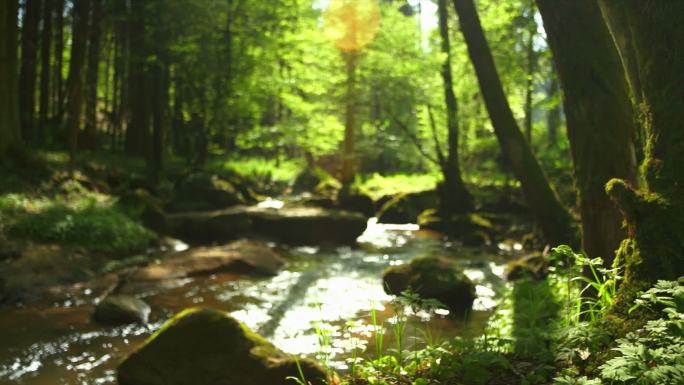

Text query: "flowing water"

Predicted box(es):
[0, 218, 511, 385]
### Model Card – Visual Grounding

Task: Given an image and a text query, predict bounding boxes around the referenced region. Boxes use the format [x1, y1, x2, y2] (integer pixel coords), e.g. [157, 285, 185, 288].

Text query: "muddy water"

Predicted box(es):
[0, 218, 509, 385]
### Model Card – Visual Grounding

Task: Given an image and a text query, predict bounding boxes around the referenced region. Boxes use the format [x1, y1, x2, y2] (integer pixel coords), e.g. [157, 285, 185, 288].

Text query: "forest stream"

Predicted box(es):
[0, 212, 510, 385]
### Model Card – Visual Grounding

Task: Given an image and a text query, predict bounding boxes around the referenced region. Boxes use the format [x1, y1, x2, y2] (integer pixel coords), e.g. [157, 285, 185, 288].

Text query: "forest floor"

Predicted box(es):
[1, 151, 680, 385]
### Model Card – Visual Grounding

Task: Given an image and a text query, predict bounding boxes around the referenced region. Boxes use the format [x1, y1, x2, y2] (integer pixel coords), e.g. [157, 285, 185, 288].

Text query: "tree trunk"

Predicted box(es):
[84, 0, 102, 148]
[65, 0, 91, 166]
[339, 52, 358, 197]
[39, 0, 53, 133]
[600, 1, 684, 292]
[523, 0, 536, 145]
[451, 0, 576, 246]
[546, 72, 560, 149]
[19, 0, 42, 142]
[0, 0, 21, 156]
[125, 1, 150, 156]
[536, 0, 638, 267]
[437, 0, 473, 215]
[53, 0, 65, 119]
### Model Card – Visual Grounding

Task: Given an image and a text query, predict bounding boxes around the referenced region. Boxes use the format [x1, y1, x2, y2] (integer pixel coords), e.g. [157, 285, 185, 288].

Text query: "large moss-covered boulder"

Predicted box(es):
[418, 210, 494, 247]
[378, 190, 437, 224]
[382, 256, 475, 315]
[118, 308, 327, 385]
[249, 206, 367, 245]
[93, 294, 151, 325]
[164, 207, 253, 244]
[337, 191, 375, 217]
[167, 173, 246, 212]
[292, 167, 333, 194]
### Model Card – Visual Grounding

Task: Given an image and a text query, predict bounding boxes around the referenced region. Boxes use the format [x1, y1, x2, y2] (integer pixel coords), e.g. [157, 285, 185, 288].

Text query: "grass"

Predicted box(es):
[356, 173, 440, 200]
[214, 156, 306, 184]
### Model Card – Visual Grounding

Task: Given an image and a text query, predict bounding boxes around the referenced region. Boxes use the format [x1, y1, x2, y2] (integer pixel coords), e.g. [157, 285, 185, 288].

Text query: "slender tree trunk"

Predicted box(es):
[53, 0, 65, 119]
[600, 1, 684, 293]
[19, 0, 42, 142]
[536, 0, 638, 267]
[150, 61, 169, 180]
[65, 0, 91, 166]
[523, 1, 536, 145]
[84, 0, 102, 148]
[125, 1, 150, 156]
[339, 52, 358, 197]
[1, 0, 21, 156]
[451, 0, 576, 246]
[39, 0, 53, 134]
[437, 0, 473, 215]
[546, 72, 560, 149]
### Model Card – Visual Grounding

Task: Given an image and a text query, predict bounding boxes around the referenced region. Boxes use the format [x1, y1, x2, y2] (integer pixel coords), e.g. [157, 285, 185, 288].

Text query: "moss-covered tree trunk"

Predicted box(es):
[451, 0, 576, 247]
[0, 0, 21, 157]
[599, 1, 684, 292]
[536, 0, 638, 266]
[437, 0, 473, 215]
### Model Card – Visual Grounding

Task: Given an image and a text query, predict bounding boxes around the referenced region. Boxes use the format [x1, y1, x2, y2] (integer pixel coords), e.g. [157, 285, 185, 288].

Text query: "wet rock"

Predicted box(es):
[164, 207, 253, 244]
[338, 192, 375, 217]
[504, 253, 548, 281]
[249, 206, 367, 245]
[165, 206, 366, 246]
[118, 308, 327, 385]
[131, 240, 285, 281]
[93, 294, 151, 325]
[382, 255, 475, 315]
[167, 173, 246, 212]
[378, 190, 437, 224]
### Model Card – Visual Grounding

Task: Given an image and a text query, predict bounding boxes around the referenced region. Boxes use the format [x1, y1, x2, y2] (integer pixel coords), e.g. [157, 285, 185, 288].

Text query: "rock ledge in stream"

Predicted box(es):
[382, 256, 475, 315]
[165, 206, 367, 245]
[93, 294, 151, 325]
[131, 240, 285, 281]
[118, 308, 327, 385]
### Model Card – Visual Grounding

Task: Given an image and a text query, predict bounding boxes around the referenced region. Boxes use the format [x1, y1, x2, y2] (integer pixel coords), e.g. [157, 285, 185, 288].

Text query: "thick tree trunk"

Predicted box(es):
[65, 0, 91, 166]
[437, 0, 473, 215]
[84, 0, 102, 148]
[1, 0, 21, 156]
[451, 0, 576, 246]
[600, 1, 684, 292]
[19, 0, 42, 142]
[536, 0, 638, 267]
[39, 0, 53, 133]
[150, 61, 169, 180]
[339, 52, 358, 197]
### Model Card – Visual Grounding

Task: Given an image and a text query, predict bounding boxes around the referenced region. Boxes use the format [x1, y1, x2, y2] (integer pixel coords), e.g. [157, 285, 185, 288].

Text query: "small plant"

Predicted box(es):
[286, 355, 310, 385]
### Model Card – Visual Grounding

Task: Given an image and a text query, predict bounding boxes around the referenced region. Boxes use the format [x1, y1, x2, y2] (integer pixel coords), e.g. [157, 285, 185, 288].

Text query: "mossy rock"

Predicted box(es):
[377, 190, 437, 224]
[293, 167, 333, 194]
[164, 207, 254, 245]
[167, 173, 246, 212]
[504, 254, 548, 281]
[382, 256, 475, 315]
[418, 210, 493, 246]
[93, 294, 151, 325]
[337, 191, 375, 217]
[117, 188, 167, 233]
[117, 308, 327, 385]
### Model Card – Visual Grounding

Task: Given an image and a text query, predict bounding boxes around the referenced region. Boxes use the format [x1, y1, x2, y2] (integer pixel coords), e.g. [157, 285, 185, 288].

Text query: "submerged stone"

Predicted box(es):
[93, 294, 151, 325]
[117, 308, 327, 385]
[382, 255, 475, 315]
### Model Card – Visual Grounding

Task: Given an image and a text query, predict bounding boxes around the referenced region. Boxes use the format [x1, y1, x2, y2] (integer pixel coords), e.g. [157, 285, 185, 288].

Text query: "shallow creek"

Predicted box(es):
[0, 217, 513, 385]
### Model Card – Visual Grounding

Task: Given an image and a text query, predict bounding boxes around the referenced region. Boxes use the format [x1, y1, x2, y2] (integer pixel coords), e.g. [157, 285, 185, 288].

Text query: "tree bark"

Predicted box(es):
[53, 0, 65, 119]
[451, 0, 576, 246]
[600, 1, 684, 291]
[523, 0, 536, 145]
[546, 72, 560, 149]
[19, 0, 42, 142]
[65, 0, 91, 166]
[437, 0, 473, 215]
[125, 0, 150, 156]
[84, 0, 103, 148]
[0, 0, 21, 156]
[536, 0, 638, 267]
[339, 52, 358, 197]
[39, 0, 53, 133]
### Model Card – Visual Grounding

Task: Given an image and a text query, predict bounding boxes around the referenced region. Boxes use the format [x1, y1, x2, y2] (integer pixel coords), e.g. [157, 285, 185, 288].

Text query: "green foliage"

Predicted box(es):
[1, 192, 155, 255]
[218, 157, 305, 185]
[357, 173, 439, 200]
